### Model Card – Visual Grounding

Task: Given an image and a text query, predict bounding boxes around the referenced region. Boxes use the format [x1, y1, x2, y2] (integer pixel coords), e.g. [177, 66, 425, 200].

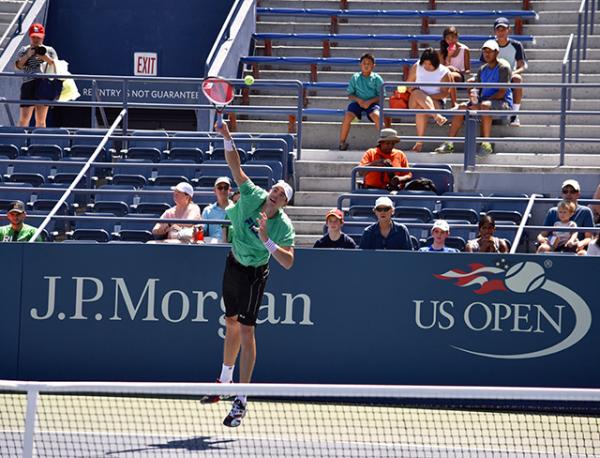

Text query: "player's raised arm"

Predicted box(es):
[215, 122, 249, 187]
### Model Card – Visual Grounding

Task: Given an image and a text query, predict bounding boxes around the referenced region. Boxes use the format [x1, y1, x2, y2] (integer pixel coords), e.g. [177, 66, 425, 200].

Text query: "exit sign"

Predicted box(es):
[134, 52, 157, 76]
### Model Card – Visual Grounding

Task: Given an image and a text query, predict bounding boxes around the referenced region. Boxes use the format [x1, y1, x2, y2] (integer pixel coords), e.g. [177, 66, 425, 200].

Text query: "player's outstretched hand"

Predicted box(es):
[257, 211, 269, 242]
[214, 121, 231, 139]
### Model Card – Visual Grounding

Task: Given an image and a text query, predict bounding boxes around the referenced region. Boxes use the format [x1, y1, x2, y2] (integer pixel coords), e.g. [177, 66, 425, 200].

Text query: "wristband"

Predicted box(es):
[263, 238, 279, 254]
[223, 138, 235, 151]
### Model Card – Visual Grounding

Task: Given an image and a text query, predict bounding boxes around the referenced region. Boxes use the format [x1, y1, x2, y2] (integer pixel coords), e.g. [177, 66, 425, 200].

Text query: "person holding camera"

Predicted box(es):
[15, 23, 58, 127]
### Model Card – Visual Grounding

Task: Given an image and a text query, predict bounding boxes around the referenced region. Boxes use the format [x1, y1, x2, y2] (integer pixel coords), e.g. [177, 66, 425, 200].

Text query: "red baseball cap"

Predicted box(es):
[325, 208, 344, 222]
[29, 23, 45, 38]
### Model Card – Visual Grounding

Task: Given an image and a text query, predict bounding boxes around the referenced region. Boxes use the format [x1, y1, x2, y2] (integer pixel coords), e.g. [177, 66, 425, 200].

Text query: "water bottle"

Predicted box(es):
[194, 225, 204, 242]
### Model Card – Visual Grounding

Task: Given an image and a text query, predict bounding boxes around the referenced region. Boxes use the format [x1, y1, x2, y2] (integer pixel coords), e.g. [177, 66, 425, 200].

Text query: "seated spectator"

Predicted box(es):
[0, 200, 41, 242]
[405, 47, 450, 152]
[434, 40, 513, 156]
[313, 208, 357, 249]
[439, 26, 471, 108]
[580, 235, 600, 256]
[465, 215, 509, 253]
[418, 219, 459, 252]
[338, 53, 384, 151]
[589, 183, 600, 224]
[537, 179, 594, 254]
[202, 176, 233, 243]
[151, 182, 201, 243]
[359, 128, 412, 191]
[491, 17, 527, 127]
[359, 196, 412, 250]
[537, 200, 578, 253]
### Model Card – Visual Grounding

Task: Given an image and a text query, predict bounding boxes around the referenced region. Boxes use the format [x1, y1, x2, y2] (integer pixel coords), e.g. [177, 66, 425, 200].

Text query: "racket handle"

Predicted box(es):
[217, 112, 223, 128]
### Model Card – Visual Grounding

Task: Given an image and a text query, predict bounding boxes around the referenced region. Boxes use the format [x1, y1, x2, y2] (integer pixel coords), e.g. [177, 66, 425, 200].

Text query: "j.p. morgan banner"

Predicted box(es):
[2, 243, 598, 387]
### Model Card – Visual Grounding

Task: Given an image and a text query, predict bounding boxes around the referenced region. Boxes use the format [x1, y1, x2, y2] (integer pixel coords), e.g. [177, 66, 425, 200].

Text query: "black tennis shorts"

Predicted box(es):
[222, 251, 270, 326]
[20, 79, 39, 107]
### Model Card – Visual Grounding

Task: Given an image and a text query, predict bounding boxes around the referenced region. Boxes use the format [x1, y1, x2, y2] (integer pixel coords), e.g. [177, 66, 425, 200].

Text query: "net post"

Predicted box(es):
[22, 389, 39, 458]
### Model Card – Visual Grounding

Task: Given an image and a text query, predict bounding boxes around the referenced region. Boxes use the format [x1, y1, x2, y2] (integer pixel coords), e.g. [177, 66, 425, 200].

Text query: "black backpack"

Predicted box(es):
[404, 178, 438, 194]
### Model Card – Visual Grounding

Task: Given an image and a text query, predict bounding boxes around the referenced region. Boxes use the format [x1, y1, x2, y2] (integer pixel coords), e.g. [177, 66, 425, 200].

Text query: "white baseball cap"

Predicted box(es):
[171, 182, 194, 197]
[432, 219, 450, 233]
[272, 180, 293, 202]
[561, 179, 580, 192]
[374, 196, 395, 209]
[481, 39, 500, 52]
[214, 176, 232, 187]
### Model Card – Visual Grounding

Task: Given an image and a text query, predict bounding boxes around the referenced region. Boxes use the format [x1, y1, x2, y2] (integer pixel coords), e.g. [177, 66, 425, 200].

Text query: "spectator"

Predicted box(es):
[0, 201, 41, 242]
[405, 48, 450, 152]
[439, 26, 471, 108]
[589, 184, 600, 224]
[14, 23, 59, 128]
[581, 235, 600, 256]
[359, 196, 412, 250]
[202, 176, 233, 243]
[492, 17, 527, 127]
[434, 40, 513, 156]
[537, 179, 594, 254]
[151, 182, 201, 243]
[418, 219, 459, 252]
[465, 215, 509, 253]
[338, 53, 384, 151]
[358, 128, 412, 191]
[313, 208, 357, 249]
[537, 200, 578, 253]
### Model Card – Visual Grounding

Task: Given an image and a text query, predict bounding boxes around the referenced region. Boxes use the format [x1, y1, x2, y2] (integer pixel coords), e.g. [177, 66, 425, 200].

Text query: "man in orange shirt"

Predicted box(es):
[359, 128, 412, 191]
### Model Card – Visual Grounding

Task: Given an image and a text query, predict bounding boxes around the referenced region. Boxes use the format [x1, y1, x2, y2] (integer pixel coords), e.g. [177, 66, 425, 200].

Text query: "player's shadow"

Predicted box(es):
[107, 436, 235, 455]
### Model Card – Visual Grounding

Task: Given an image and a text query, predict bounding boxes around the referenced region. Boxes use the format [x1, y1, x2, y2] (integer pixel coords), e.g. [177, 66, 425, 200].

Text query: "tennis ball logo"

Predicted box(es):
[504, 261, 546, 293]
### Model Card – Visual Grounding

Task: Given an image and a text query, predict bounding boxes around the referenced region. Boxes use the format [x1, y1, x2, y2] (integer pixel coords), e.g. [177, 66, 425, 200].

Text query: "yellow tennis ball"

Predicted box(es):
[244, 75, 255, 86]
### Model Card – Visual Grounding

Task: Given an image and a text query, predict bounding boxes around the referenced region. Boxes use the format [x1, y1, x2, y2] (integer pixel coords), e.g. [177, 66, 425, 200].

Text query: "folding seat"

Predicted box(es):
[106, 159, 154, 187]
[70, 128, 114, 162]
[88, 185, 136, 215]
[132, 186, 172, 214]
[170, 132, 211, 158]
[68, 212, 117, 242]
[150, 160, 200, 186]
[127, 130, 168, 162]
[4, 156, 50, 186]
[114, 214, 156, 242]
[438, 191, 484, 223]
[0, 182, 34, 207]
[486, 193, 529, 224]
[209, 148, 247, 163]
[0, 126, 27, 158]
[28, 127, 70, 160]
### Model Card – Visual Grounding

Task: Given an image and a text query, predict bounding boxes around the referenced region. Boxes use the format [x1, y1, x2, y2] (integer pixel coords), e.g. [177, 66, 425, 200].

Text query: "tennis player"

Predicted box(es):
[201, 121, 295, 427]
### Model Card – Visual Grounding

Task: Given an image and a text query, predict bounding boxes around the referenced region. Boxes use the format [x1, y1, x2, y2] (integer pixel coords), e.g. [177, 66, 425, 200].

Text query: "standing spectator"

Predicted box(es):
[151, 182, 201, 243]
[0, 201, 41, 242]
[338, 53, 384, 151]
[313, 208, 357, 249]
[405, 48, 450, 152]
[589, 183, 600, 224]
[14, 23, 59, 128]
[537, 179, 594, 253]
[537, 200, 578, 253]
[434, 40, 513, 156]
[465, 215, 509, 253]
[358, 128, 412, 191]
[359, 197, 412, 250]
[418, 219, 459, 252]
[439, 26, 471, 108]
[202, 176, 233, 243]
[492, 17, 527, 127]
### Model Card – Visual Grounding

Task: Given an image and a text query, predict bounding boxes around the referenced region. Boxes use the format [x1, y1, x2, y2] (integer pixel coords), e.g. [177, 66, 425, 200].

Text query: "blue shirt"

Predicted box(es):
[543, 204, 594, 240]
[359, 221, 412, 250]
[476, 59, 513, 107]
[201, 201, 230, 241]
[418, 245, 458, 253]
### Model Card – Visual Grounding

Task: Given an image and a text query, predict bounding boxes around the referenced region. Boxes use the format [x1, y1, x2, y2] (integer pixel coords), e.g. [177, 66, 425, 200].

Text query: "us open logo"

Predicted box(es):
[413, 261, 592, 359]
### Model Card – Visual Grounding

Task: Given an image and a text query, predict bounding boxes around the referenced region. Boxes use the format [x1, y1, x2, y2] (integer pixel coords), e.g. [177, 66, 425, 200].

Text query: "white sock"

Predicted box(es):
[513, 103, 521, 112]
[219, 364, 234, 384]
[235, 395, 247, 405]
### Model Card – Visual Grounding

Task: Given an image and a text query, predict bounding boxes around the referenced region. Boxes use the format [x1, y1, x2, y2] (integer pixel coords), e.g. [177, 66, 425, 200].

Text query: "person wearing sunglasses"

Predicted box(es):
[202, 176, 233, 243]
[359, 196, 412, 250]
[538, 179, 594, 254]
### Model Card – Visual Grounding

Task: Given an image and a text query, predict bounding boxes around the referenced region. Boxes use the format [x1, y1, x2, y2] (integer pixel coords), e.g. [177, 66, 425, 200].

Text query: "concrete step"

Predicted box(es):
[0, 1, 26, 14]
[299, 176, 352, 191]
[295, 234, 320, 247]
[294, 220, 327, 234]
[285, 205, 334, 220]
[294, 190, 344, 206]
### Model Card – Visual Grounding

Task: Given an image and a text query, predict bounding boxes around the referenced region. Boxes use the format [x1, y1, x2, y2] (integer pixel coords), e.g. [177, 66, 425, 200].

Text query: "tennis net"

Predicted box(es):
[1, 380, 599, 457]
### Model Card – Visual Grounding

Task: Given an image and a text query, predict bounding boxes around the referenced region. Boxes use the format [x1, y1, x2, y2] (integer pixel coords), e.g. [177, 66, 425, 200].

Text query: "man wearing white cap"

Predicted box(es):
[418, 219, 459, 252]
[204, 122, 295, 427]
[359, 196, 412, 250]
[151, 181, 201, 242]
[538, 179, 594, 253]
[434, 39, 512, 156]
[201, 176, 233, 242]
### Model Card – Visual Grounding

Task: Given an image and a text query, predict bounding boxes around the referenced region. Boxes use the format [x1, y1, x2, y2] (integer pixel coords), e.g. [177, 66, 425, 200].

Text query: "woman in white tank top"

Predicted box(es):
[439, 26, 471, 107]
[406, 48, 451, 152]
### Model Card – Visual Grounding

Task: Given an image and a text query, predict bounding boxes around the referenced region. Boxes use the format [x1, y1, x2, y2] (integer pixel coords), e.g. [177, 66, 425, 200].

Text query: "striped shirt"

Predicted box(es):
[16, 45, 58, 82]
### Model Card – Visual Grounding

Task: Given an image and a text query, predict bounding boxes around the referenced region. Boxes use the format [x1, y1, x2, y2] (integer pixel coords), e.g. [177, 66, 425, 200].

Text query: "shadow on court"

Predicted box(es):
[106, 436, 236, 455]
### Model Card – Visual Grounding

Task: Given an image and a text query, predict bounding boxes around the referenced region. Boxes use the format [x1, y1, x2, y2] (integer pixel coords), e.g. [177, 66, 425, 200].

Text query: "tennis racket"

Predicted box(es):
[201, 76, 235, 128]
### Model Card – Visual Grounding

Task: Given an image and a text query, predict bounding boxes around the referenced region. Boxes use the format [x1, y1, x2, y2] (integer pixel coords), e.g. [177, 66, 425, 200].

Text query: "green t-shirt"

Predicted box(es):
[0, 224, 40, 242]
[347, 71, 384, 101]
[226, 180, 295, 267]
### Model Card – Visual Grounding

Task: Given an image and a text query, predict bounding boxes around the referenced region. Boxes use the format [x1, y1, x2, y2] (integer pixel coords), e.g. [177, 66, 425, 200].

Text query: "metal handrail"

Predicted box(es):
[0, 0, 34, 52]
[204, 0, 245, 76]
